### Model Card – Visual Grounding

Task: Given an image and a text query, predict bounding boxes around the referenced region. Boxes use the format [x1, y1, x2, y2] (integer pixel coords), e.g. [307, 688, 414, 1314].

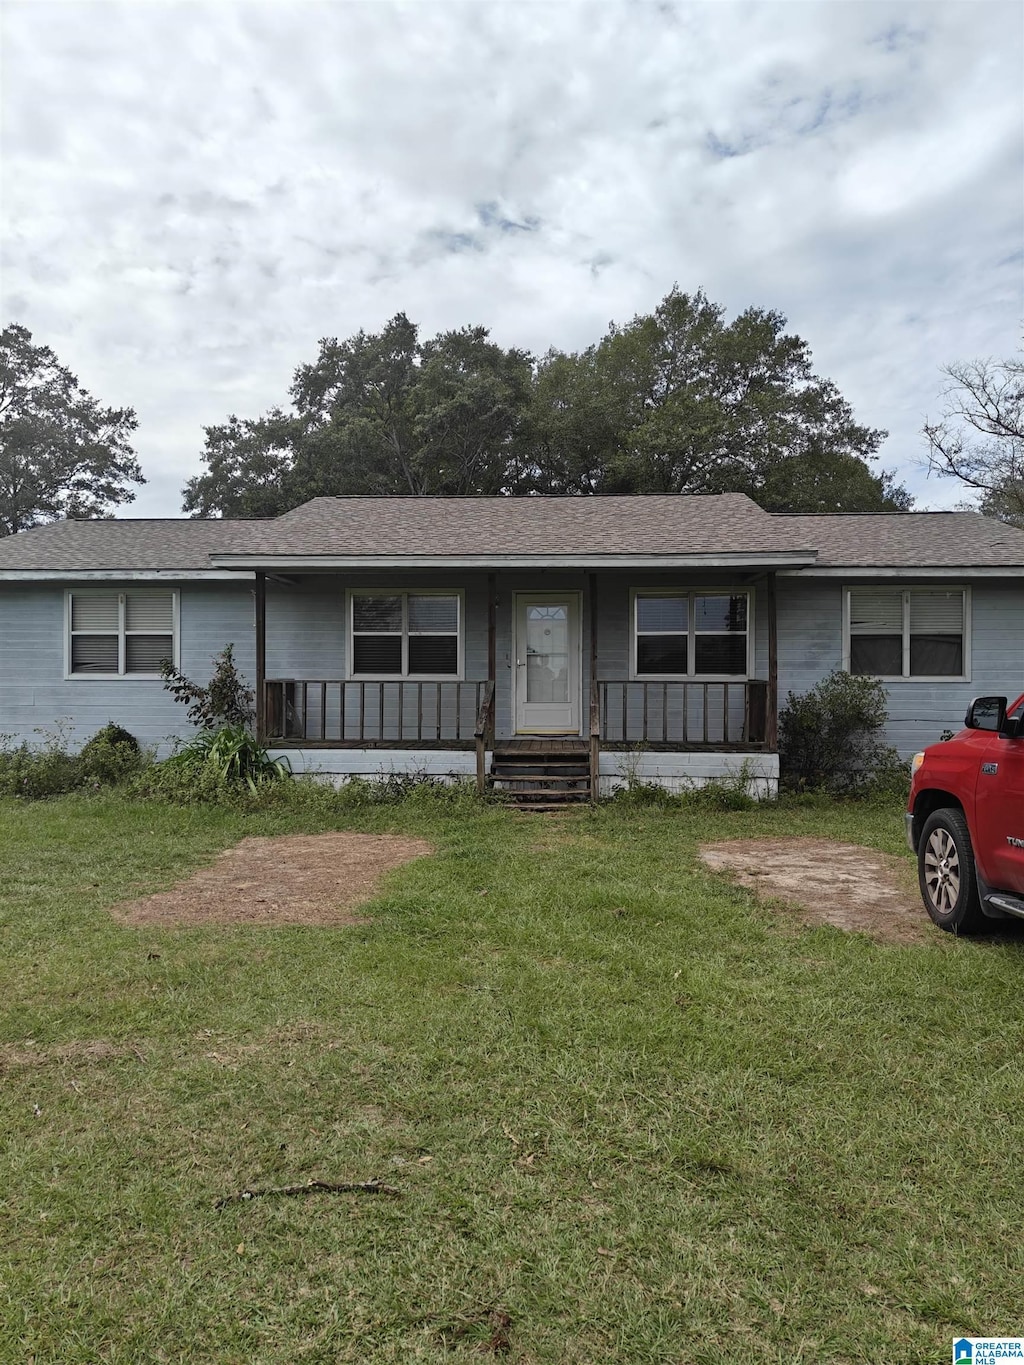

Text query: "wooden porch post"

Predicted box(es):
[255, 571, 267, 743]
[487, 572, 496, 684]
[476, 574, 497, 796]
[766, 571, 778, 751]
[588, 573, 600, 803]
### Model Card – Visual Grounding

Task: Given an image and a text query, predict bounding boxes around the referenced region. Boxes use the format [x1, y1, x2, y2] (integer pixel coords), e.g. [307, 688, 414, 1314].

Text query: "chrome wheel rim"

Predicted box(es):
[924, 828, 961, 914]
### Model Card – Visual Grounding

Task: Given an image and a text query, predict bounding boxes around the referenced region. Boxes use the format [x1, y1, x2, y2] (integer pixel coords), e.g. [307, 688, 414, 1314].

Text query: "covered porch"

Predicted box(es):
[249, 568, 782, 802]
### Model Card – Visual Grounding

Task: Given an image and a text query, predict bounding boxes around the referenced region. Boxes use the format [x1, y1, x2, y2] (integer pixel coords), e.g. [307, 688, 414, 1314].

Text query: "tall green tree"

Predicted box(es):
[183, 315, 533, 516]
[517, 289, 909, 511]
[923, 353, 1024, 526]
[0, 323, 143, 536]
[183, 291, 907, 517]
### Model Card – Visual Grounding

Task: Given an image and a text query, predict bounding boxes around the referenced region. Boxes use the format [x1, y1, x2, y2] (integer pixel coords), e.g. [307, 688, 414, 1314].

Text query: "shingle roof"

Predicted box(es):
[774, 511, 1024, 568]
[1, 497, 1023, 574]
[0, 517, 267, 572]
[219, 494, 809, 559]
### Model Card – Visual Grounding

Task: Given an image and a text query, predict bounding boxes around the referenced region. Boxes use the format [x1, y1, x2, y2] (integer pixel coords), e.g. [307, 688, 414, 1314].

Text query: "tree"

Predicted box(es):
[183, 292, 907, 517]
[517, 288, 909, 510]
[923, 354, 1024, 526]
[183, 315, 533, 516]
[0, 323, 143, 536]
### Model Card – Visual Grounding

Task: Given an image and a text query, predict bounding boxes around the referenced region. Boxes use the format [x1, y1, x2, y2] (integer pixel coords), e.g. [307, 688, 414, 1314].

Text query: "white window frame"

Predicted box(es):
[629, 588, 754, 681]
[842, 585, 972, 683]
[64, 589, 180, 681]
[347, 588, 465, 681]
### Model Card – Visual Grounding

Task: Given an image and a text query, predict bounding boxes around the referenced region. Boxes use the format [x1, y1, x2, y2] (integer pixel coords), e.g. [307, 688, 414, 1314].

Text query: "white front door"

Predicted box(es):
[514, 593, 581, 734]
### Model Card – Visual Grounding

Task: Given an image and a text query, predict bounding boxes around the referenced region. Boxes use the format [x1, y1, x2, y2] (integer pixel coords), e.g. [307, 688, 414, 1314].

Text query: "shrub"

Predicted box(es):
[79, 724, 147, 785]
[0, 723, 149, 799]
[778, 670, 904, 796]
[160, 645, 254, 730]
[0, 738, 85, 799]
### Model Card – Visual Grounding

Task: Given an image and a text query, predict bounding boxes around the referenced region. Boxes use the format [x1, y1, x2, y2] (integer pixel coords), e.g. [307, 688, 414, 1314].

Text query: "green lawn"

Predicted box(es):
[1, 792, 1022, 1363]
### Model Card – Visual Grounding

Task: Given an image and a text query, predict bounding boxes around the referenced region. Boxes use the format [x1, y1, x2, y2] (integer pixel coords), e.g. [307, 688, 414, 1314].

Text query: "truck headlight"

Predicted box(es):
[911, 752, 925, 774]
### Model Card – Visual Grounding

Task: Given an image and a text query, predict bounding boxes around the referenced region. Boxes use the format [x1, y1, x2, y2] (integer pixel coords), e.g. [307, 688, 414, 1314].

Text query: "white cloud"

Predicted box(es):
[1, 0, 1021, 515]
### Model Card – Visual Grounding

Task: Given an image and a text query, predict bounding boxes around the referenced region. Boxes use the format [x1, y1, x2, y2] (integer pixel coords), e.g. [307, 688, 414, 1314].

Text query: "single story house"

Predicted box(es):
[1, 494, 1022, 800]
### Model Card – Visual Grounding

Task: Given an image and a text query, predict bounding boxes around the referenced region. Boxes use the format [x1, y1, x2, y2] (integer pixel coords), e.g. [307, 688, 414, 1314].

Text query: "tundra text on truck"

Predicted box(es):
[906, 693, 1024, 933]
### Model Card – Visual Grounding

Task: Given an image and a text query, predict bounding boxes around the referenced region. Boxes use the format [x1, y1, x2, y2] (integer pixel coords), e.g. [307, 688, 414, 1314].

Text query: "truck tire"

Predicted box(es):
[917, 807, 985, 934]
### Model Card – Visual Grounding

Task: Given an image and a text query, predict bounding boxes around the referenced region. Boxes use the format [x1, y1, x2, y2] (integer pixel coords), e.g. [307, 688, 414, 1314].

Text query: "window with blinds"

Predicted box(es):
[68, 590, 176, 676]
[350, 592, 461, 677]
[634, 591, 749, 678]
[847, 587, 966, 679]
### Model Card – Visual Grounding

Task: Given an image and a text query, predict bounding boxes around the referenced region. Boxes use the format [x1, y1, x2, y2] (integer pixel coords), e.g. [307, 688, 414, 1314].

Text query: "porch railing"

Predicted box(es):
[263, 677, 771, 750]
[598, 679, 769, 747]
[265, 679, 488, 747]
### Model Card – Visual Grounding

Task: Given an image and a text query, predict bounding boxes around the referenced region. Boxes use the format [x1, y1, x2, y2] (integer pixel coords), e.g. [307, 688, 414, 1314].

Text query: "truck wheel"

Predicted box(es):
[917, 808, 985, 934]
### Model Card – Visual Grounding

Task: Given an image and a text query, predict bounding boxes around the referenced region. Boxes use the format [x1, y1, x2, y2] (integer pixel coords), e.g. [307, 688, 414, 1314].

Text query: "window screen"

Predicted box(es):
[634, 592, 748, 677]
[351, 592, 460, 676]
[69, 590, 175, 676]
[848, 588, 966, 678]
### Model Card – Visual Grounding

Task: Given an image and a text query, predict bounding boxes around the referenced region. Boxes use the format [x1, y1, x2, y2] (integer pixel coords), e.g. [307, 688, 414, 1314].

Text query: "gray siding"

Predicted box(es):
[0, 581, 255, 754]
[5, 571, 1016, 760]
[0, 570, 775, 749]
[777, 578, 1024, 755]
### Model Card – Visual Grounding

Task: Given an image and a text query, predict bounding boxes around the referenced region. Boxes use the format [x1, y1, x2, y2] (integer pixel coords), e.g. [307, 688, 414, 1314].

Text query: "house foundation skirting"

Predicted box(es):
[599, 750, 778, 799]
[268, 748, 479, 784]
[269, 747, 778, 799]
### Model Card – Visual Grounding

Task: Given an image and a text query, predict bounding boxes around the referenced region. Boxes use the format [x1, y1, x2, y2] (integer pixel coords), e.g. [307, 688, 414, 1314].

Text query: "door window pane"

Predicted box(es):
[526, 605, 569, 702]
[526, 654, 569, 703]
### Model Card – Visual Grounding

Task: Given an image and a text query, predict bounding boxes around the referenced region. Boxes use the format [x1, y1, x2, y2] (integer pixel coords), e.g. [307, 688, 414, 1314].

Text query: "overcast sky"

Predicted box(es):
[2, 0, 1022, 518]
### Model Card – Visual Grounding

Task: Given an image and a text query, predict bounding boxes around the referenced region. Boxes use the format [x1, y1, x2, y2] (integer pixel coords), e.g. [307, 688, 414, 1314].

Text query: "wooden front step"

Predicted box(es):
[489, 739, 593, 808]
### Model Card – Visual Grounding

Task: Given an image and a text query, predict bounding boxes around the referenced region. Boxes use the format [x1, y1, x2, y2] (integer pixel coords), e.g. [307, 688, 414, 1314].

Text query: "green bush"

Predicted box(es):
[0, 739, 84, 799]
[0, 722, 148, 799]
[79, 724, 147, 785]
[778, 670, 905, 796]
[160, 644, 254, 730]
[130, 725, 290, 801]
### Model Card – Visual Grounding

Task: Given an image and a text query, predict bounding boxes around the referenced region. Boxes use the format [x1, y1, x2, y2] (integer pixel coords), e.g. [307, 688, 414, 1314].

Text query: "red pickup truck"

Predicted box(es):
[906, 692, 1024, 932]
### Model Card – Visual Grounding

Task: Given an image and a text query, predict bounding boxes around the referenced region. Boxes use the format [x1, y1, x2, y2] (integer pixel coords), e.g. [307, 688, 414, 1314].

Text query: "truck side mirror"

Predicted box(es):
[1000, 711, 1022, 740]
[965, 696, 1007, 732]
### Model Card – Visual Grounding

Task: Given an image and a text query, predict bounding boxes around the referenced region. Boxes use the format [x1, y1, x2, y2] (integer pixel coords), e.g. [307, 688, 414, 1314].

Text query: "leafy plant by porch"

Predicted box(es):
[778, 669, 904, 795]
[156, 645, 289, 793]
[2, 792, 1021, 1363]
[160, 643, 255, 730]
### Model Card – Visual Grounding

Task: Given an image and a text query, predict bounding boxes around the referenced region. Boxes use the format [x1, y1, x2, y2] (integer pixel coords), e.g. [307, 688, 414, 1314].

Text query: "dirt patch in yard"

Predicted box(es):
[0, 1040, 144, 1072]
[110, 832, 434, 928]
[698, 837, 931, 945]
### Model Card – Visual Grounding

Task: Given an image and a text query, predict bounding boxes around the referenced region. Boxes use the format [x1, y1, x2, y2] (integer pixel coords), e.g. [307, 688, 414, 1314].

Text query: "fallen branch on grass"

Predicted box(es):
[214, 1177, 400, 1209]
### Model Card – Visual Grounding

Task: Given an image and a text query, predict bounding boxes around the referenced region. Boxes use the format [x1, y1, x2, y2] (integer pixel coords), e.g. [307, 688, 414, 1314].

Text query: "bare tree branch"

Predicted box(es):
[923, 353, 1024, 526]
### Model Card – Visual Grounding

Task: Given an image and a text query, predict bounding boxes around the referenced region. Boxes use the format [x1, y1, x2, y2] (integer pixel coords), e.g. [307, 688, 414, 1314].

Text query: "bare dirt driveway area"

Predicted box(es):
[698, 837, 930, 945]
[111, 832, 434, 928]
